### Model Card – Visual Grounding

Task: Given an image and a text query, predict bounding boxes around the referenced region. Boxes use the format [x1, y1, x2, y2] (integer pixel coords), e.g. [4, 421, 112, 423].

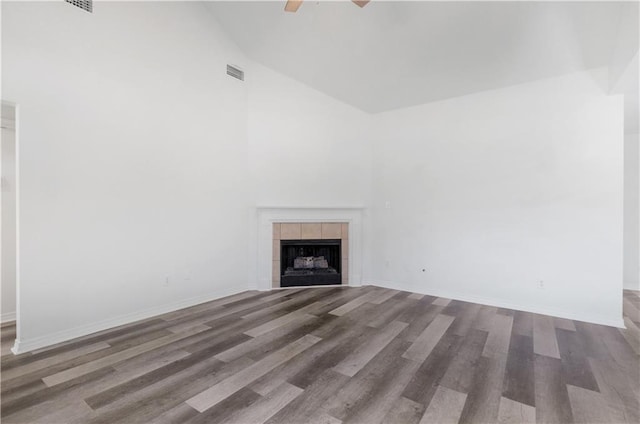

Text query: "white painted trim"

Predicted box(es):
[266, 284, 347, 292]
[11, 287, 244, 354]
[256, 206, 366, 210]
[255, 207, 366, 292]
[14, 102, 22, 351]
[1, 311, 16, 324]
[2, 101, 21, 345]
[367, 280, 626, 329]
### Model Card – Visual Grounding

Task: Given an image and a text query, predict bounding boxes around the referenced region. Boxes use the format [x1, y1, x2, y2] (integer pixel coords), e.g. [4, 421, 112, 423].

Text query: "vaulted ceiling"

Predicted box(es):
[206, 1, 632, 115]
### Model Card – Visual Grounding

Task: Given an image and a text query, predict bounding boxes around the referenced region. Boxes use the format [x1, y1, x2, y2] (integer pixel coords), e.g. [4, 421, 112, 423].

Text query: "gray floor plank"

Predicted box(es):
[534, 354, 573, 424]
[381, 396, 425, 424]
[533, 315, 561, 359]
[620, 317, 640, 355]
[216, 314, 318, 363]
[556, 328, 599, 392]
[2, 341, 111, 381]
[219, 382, 303, 424]
[554, 317, 577, 332]
[328, 290, 382, 316]
[264, 369, 349, 424]
[419, 385, 467, 424]
[42, 325, 210, 387]
[88, 356, 255, 424]
[567, 384, 612, 424]
[473, 305, 499, 332]
[448, 302, 481, 337]
[482, 313, 513, 358]
[502, 333, 535, 407]
[497, 396, 536, 424]
[149, 403, 199, 424]
[512, 311, 534, 338]
[402, 314, 455, 363]
[284, 325, 377, 390]
[588, 357, 640, 424]
[185, 334, 320, 412]
[323, 337, 417, 424]
[439, 329, 488, 394]
[1, 287, 638, 424]
[458, 355, 507, 424]
[369, 289, 401, 305]
[333, 320, 407, 377]
[402, 332, 464, 407]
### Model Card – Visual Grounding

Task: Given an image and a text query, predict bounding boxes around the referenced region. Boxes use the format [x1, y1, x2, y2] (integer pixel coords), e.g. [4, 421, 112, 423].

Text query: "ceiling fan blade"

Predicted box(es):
[352, 0, 370, 7]
[284, 0, 303, 13]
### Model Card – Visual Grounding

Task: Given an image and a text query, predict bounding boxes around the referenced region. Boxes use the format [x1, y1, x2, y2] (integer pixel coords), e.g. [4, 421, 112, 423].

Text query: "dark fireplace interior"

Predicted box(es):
[280, 239, 341, 287]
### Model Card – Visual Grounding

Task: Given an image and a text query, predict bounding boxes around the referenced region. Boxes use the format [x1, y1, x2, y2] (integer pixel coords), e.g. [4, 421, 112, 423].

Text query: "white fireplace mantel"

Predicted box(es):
[255, 206, 366, 291]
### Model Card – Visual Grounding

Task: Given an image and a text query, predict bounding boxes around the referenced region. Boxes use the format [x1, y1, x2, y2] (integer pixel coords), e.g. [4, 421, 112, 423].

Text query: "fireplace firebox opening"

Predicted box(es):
[280, 239, 341, 287]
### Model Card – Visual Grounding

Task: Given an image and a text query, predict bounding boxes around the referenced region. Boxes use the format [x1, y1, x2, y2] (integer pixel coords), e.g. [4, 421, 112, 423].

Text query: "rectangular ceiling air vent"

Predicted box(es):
[227, 65, 244, 81]
[65, 0, 93, 13]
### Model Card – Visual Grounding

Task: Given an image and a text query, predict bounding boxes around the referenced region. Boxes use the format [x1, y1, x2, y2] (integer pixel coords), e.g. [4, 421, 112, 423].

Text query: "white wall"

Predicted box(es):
[624, 132, 640, 290]
[608, 1, 638, 93]
[245, 63, 373, 288]
[246, 63, 372, 207]
[1, 107, 17, 323]
[370, 68, 624, 326]
[2, 1, 251, 352]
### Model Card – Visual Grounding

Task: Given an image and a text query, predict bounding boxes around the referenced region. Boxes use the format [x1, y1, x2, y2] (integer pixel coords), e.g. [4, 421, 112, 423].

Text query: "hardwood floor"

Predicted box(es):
[1, 286, 639, 423]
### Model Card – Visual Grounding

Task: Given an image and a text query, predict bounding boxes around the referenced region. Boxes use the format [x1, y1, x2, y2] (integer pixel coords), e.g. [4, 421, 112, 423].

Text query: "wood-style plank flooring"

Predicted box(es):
[1, 286, 639, 423]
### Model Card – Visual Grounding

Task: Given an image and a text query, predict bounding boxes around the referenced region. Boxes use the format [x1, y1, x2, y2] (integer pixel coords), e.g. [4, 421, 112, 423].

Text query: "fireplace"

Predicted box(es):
[257, 208, 364, 290]
[272, 222, 349, 288]
[280, 239, 341, 287]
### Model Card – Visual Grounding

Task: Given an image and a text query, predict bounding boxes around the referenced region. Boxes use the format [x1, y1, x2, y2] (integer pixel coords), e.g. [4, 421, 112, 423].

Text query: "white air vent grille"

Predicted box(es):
[227, 65, 244, 81]
[65, 0, 93, 13]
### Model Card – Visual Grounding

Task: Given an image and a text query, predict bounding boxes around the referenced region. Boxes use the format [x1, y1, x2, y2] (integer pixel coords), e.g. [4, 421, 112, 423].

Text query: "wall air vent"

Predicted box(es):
[226, 65, 244, 81]
[65, 0, 93, 13]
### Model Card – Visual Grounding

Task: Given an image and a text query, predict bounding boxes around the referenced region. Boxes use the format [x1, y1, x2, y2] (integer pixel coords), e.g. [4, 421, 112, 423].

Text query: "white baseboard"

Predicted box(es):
[367, 280, 625, 329]
[1, 311, 16, 324]
[272, 282, 360, 290]
[11, 287, 245, 355]
[271, 284, 346, 291]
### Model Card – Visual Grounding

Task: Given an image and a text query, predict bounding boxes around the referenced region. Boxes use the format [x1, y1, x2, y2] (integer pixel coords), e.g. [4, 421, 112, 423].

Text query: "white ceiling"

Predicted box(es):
[206, 1, 629, 114]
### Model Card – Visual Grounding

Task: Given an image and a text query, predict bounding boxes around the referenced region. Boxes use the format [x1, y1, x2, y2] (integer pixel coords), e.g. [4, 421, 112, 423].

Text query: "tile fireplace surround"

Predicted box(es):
[255, 207, 364, 291]
[273, 222, 349, 287]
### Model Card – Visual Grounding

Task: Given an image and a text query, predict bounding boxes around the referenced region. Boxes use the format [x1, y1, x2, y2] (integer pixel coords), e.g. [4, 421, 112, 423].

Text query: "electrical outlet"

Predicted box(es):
[164, 277, 169, 287]
[538, 280, 544, 289]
